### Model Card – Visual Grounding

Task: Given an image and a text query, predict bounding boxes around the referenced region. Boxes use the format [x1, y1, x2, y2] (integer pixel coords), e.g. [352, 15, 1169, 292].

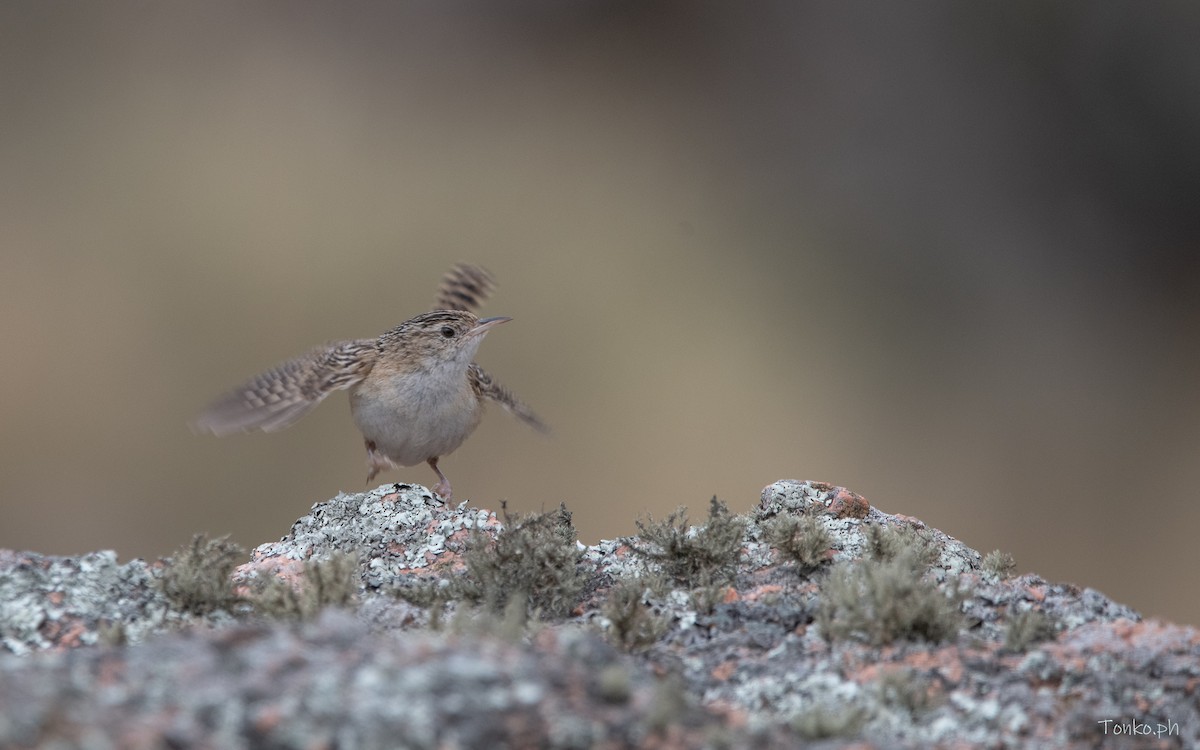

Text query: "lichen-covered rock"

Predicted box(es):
[0, 612, 737, 750]
[0, 549, 179, 654]
[0, 480, 1195, 749]
[240, 483, 499, 590]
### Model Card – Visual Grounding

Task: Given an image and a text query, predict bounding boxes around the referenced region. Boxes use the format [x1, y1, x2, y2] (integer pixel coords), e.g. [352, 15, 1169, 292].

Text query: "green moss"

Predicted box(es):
[442, 589, 536, 639]
[791, 704, 866, 739]
[97, 620, 128, 647]
[1004, 608, 1058, 652]
[875, 668, 937, 715]
[644, 674, 689, 735]
[864, 523, 938, 569]
[389, 576, 444, 608]
[496, 591, 531, 641]
[687, 581, 730, 614]
[816, 532, 962, 645]
[251, 552, 359, 621]
[982, 550, 1017, 578]
[703, 728, 737, 750]
[388, 504, 586, 628]
[158, 534, 246, 616]
[603, 577, 671, 652]
[631, 497, 745, 589]
[763, 514, 833, 574]
[459, 503, 587, 620]
[596, 664, 633, 704]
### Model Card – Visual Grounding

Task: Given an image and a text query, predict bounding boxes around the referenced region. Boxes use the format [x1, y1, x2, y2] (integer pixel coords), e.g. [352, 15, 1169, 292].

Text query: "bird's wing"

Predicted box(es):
[192, 339, 378, 436]
[468, 363, 549, 433]
[435, 263, 496, 313]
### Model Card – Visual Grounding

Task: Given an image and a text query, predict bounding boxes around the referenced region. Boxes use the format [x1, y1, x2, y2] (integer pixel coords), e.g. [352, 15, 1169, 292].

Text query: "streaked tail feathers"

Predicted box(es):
[435, 263, 496, 313]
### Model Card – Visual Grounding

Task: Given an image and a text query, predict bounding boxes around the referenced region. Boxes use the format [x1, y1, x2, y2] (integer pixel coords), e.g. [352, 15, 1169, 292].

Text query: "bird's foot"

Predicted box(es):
[426, 457, 453, 502]
[364, 440, 393, 487]
[431, 479, 453, 502]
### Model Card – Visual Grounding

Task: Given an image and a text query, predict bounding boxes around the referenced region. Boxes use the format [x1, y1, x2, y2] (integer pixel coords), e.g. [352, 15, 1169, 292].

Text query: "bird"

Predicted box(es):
[191, 263, 546, 500]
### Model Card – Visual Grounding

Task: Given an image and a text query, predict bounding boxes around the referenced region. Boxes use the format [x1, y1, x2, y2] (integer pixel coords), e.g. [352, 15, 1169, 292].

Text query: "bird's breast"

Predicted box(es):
[349, 366, 483, 466]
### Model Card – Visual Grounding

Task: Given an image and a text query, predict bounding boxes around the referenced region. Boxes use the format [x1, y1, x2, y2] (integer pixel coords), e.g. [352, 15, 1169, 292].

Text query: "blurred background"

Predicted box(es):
[2, 2, 1198, 626]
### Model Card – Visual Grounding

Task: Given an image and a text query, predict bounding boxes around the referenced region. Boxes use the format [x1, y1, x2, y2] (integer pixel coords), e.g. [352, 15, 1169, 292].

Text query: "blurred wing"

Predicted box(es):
[192, 339, 378, 436]
[469, 363, 548, 433]
[435, 263, 496, 312]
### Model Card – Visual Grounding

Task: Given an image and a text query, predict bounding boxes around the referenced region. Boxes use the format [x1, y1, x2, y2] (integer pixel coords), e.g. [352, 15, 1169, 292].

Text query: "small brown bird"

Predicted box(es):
[192, 263, 546, 500]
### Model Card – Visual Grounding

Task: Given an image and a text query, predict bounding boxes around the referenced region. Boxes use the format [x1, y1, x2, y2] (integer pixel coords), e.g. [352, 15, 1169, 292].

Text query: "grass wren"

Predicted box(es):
[192, 263, 546, 500]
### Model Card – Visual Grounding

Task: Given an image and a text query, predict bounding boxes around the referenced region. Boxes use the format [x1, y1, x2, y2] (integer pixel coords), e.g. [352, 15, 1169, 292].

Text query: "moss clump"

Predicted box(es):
[631, 497, 745, 589]
[643, 674, 689, 735]
[596, 664, 634, 704]
[763, 514, 833, 574]
[875, 667, 937, 715]
[389, 504, 586, 627]
[791, 705, 867, 740]
[158, 534, 246, 616]
[251, 552, 360, 621]
[817, 526, 962, 645]
[97, 620, 128, 647]
[1004, 608, 1058, 652]
[387, 571, 448, 615]
[982, 550, 1017, 578]
[864, 523, 938, 568]
[603, 576, 671, 652]
[446, 590, 532, 641]
[460, 504, 587, 620]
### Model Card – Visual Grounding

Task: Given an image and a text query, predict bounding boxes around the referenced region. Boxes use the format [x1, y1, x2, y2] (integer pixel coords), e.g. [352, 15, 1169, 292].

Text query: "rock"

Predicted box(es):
[0, 480, 1194, 749]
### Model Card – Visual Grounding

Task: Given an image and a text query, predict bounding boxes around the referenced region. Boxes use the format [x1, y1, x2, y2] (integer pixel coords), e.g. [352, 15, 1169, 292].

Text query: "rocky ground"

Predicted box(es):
[1, 480, 1195, 749]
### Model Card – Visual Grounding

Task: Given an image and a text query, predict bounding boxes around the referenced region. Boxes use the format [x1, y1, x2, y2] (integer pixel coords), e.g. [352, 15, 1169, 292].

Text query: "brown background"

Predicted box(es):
[2, 3, 1198, 626]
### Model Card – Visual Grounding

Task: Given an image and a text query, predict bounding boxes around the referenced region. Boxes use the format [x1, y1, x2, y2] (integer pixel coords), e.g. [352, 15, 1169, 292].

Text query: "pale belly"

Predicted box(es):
[349, 370, 483, 466]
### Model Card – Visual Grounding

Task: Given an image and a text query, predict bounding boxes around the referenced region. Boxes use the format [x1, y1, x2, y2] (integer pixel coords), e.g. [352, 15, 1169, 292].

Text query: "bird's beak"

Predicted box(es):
[468, 316, 512, 337]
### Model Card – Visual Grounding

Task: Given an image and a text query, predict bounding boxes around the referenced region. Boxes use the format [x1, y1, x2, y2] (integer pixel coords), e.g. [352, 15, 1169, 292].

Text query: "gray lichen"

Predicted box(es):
[0, 480, 1192, 750]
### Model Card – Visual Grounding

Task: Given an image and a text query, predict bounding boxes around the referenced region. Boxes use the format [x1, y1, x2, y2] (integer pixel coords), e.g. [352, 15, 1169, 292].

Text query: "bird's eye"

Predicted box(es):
[440, 326, 456, 338]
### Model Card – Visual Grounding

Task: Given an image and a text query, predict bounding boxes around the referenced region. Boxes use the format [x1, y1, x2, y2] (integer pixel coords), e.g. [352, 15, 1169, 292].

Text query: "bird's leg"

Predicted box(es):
[427, 457, 452, 501]
[364, 440, 388, 486]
